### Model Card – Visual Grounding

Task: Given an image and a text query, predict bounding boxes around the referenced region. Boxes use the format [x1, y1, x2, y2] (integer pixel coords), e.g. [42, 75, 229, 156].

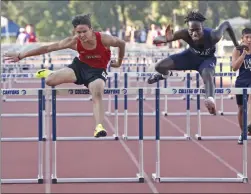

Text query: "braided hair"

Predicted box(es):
[184, 10, 206, 24]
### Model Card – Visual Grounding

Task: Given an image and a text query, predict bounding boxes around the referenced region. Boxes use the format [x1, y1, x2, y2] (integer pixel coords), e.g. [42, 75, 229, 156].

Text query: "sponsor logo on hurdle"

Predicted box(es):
[104, 89, 120, 94]
[1, 73, 33, 78]
[21, 90, 27, 95]
[68, 89, 90, 94]
[172, 89, 177, 94]
[122, 89, 127, 95]
[171, 88, 228, 94]
[137, 72, 155, 77]
[225, 88, 231, 94]
[68, 89, 74, 94]
[68, 89, 121, 95]
[1, 89, 26, 95]
[216, 72, 236, 77]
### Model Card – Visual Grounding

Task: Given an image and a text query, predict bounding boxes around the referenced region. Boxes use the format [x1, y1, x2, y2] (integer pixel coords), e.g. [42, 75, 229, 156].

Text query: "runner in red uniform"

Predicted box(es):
[4, 14, 126, 138]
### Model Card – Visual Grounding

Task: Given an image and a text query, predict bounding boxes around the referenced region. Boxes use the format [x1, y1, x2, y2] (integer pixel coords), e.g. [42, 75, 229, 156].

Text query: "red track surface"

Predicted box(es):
[1, 80, 251, 193]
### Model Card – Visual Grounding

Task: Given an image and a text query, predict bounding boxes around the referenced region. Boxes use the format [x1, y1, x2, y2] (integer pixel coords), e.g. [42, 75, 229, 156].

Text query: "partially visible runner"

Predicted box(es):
[231, 27, 251, 144]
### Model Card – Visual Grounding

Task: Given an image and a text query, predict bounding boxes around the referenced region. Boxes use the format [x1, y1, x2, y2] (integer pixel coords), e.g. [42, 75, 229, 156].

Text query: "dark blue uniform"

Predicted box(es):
[170, 28, 217, 74]
[235, 50, 251, 105]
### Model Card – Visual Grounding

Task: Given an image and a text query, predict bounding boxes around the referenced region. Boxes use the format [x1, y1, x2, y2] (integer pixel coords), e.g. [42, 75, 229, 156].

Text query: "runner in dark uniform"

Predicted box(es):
[232, 28, 251, 144]
[148, 10, 248, 115]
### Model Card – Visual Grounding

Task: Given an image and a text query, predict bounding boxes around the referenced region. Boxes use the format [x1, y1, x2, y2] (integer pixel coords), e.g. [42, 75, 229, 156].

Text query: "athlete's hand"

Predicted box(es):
[3, 52, 21, 63]
[236, 44, 249, 52]
[165, 24, 173, 41]
[153, 36, 167, 45]
[241, 48, 248, 57]
[153, 24, 173, 45]
[110, 60, 120, 68]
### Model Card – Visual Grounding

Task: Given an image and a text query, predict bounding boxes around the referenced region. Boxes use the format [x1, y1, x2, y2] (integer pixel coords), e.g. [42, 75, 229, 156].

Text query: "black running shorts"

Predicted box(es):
[68, 57, 108, 87]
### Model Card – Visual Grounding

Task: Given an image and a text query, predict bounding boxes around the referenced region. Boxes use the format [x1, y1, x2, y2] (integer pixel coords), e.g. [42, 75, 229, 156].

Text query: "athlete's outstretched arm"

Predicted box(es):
[101, 33, 126, 68]
[153, 26, 187, 44]
[4, 36, 77, 62]
[211, 21, 239, 46]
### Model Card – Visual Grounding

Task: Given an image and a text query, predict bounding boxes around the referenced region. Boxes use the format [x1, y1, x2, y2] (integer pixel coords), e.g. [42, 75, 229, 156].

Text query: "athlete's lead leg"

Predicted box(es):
[36, 68, 77, 86]
[147, 57, 176, 84]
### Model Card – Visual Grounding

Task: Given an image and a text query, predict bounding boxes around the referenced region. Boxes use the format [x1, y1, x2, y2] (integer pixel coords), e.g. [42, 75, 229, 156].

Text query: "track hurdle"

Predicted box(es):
[1, 88, 46, 141]
[2, 71, 45, 103]
[122, 86, 190, 141]
[152, 88, 249, 183]
[54, 86, 119, 140]
[50, 88, 144, 183]
[1, 89, 44, 183]
[105, 72, 189, 117]
[217, 61, 236, 116]
[195, 85, 251, 141]
[1, 73, 47, 139]
[162, 71, 237, 116]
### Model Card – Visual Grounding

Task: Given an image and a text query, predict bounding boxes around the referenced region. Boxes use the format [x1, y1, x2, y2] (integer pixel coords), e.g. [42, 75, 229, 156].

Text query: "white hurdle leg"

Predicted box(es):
[195, 91, 202, 140]
[105, 76, 113, 115]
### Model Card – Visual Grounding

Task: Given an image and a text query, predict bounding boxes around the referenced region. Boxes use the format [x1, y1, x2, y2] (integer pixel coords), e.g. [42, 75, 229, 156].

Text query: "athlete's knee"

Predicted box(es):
[90, 79, 105, 100]
[155, 62, 163, 72]
[201, 68, 214, 81]
[45, 75, 57, 86]
[155, 57, 174, 74]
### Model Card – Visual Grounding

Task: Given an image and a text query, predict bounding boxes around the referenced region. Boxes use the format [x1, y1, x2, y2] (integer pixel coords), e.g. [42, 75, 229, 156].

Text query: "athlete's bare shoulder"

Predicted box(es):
[175, 28, 189, 40]
[99, 32, 111, 42]
[100, 32, 125, 48]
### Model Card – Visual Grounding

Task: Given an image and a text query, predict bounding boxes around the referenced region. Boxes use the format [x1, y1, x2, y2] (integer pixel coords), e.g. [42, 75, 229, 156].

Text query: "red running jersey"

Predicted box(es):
[77, 32, 111, 69]
[26, 33, 37, 42]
